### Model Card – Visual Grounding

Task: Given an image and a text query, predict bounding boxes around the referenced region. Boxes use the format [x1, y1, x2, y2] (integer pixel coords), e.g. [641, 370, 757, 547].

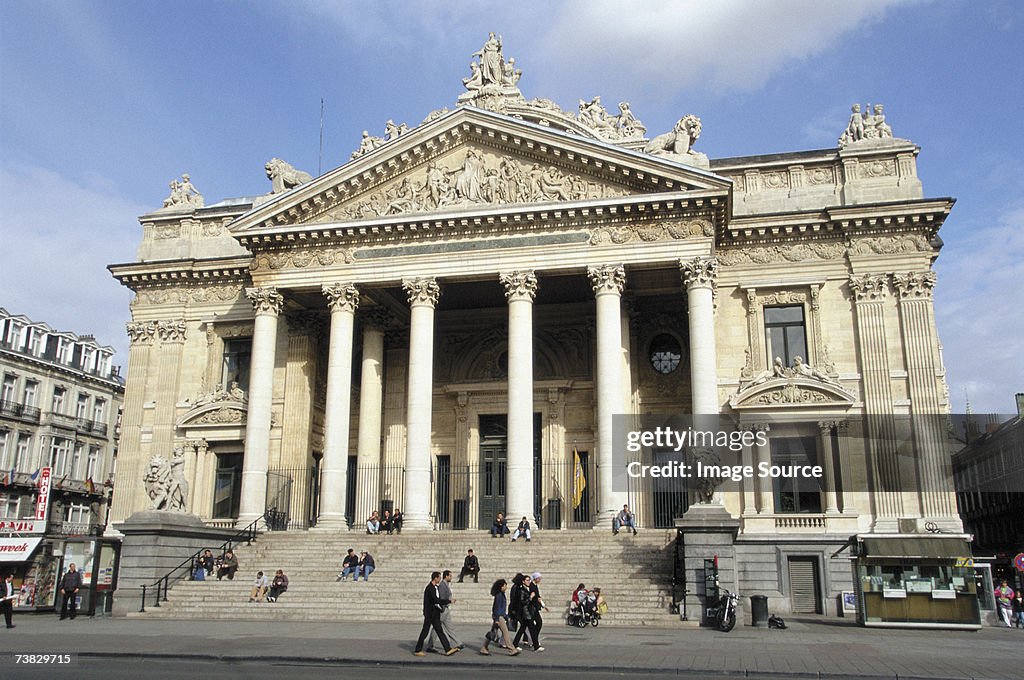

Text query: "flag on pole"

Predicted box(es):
[30, 468, 41, 481]
[86, 478, 95, 494]
[572, 448, 586, 509]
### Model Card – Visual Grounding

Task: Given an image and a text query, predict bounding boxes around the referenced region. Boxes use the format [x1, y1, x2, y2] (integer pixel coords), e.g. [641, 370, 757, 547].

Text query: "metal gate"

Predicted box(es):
[788, 556, 821, 613]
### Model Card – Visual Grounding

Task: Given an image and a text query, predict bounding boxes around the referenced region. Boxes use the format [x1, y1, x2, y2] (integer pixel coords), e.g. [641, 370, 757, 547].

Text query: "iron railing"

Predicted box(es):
[138, 512, 266, 613]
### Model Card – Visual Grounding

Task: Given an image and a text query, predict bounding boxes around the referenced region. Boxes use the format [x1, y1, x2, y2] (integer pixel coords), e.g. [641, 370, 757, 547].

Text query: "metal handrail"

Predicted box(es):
[138, 511, 267, 612]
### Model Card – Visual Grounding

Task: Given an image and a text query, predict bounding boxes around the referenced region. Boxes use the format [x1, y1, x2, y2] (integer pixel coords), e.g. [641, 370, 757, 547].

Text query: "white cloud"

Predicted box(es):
[0, 164, 146, 365]
[935, 203, 1024, 414]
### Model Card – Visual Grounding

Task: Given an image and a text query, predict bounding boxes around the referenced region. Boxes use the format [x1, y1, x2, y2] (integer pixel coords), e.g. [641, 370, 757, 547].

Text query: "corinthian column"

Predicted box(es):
[318, 282, 359, 528]
[588, 264, 627, 527]
[679, 257, 719, 415]
[238, 287, 284, 526]
[402, 277, 440, 530]
[501, 270, 538, 523]
[354, 308, 389, 524]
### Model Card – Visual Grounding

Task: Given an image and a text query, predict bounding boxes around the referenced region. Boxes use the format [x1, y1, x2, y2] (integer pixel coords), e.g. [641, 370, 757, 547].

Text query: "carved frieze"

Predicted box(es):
[848, 274, 889, 302]
[249, 246, 355, 273]
[806, 167, 836, 186]
[323, 282, 360, 313]
[403, 277, 441, 307]
[757, 291, 806, 306]
[861, 159, 896, 178]
[587, 264, 626, 295]
[499, 270, 538, 302]
[679, 257, 718, 290]
[189, 406, 245, 425]
[155, 223, 182, 240]
[848, 235, 932, 256]
[717, 241, 845, 266]
[589, 219, 713, 246]
[246, 287, 284, 315]
[132, 284, 244, 306]
[892, 271, 937, 300]
[761, 172, 789, 191]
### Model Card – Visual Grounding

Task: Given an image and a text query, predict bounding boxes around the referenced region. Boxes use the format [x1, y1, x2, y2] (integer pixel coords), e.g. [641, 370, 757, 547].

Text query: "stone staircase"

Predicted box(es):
[130, 529, 681, 627]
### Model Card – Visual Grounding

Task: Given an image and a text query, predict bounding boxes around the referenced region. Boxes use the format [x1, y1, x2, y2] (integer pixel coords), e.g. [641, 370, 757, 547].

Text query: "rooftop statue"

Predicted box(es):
[839, 102, 898, 147]
[265, 158, 313, 194]
[643, 115, 709, 168]
[161, 173, 204, 209]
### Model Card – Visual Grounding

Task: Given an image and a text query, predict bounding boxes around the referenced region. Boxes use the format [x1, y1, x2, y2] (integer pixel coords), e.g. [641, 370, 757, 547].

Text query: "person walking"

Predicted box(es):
[512, 573, 543, 652]
[480, 579, 519, 656]
[1012, 590, 1024, 628]
[529, 572, 550, 644]
[413, 572, 459, 657]
[58, 563, 83, 620]
[994, 580, 1015, 628]
[426, 570, 463, 652]
[1, 573, 16, 628]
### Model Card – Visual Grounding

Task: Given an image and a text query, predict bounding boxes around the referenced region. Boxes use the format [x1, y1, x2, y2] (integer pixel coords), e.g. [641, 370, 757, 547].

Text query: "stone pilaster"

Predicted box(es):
[108, 321, 158, 527]
[893, 271, 957, 524]
[280, 312, 324, 471]
[587, 264, 627, 527]
[152, 320, 187, 459]
[319, 282, 359, 528]
[680, 257, 719, 415]
[237, 286, 283, 526]
[500, 270, 538, 523]
[848, 274, 902, 523]
[402, 277, 440, 530]
[818, 421, 839, 514]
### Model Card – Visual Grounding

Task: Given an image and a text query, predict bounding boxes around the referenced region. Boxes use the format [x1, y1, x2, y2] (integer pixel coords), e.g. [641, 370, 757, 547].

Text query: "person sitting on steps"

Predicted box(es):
[366, 510, 381, 534]
[217, 550, 239, 580]
[491, 512, 510, 538]
[249, 571, 268, 602]
[511, 516, 532, 542]
[266, 569, 288, 602]
[338, 548, 360, 581]
[392, 508, 404, 534]
[612, 504, 638, 536]
[382, 509, 394, 534]
[458, 548, 480, 583]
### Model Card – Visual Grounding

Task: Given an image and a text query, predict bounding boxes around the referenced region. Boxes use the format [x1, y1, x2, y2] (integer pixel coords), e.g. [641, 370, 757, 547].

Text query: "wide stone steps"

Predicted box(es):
[133, 529, 680, 627]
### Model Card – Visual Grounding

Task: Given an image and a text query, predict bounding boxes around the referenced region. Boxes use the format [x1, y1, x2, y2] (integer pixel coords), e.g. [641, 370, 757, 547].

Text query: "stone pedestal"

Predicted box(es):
[111, 511, 239, 616]
[675, 503, 740, 626]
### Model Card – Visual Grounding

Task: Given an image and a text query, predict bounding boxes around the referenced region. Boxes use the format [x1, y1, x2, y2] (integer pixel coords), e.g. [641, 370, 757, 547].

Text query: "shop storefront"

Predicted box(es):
[852, 534, 981, 629]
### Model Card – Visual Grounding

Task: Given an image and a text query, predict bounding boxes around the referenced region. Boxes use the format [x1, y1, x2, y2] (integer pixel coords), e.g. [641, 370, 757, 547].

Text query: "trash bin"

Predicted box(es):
[750, 594, 769, 627]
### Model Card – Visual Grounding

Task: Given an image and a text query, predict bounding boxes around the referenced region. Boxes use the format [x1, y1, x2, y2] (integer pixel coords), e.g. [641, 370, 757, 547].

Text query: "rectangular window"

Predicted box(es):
[22, 380, 38, 407]
[70, 443, 83, 480]
[86, 447, 100, 481]
[93, 398, 106, 424]
[764, 305, 807, 369]
[14, 434, 31, 471]
[76, 393, 90, 419]
[52, 386, 66, 414]
[49, 437, 71, 476]
[5, 322, 23, 348]
[0, 495, 18, 519]
[63, 503, 90, 524]
[80, 346, 96, 372]
[57, 338, 72, 364]
[771, 436, 822, 513]
[222, 338, 253, 392]
[1, 374, 16, 403]
[27, 329, 42, 355]
[0, 431, 9, 470]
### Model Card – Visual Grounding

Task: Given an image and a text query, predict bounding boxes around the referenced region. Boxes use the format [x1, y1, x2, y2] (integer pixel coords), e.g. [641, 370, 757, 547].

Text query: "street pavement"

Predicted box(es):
[1, 614, 1021, 680]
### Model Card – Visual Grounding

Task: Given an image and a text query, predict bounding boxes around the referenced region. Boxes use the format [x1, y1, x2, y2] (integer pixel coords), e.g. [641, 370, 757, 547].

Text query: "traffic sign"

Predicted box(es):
[1014, 553, 1024, 572]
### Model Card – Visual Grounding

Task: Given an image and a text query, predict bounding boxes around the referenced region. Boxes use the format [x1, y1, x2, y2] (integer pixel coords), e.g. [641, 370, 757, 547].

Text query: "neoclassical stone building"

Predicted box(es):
[109, 37, 963, 611]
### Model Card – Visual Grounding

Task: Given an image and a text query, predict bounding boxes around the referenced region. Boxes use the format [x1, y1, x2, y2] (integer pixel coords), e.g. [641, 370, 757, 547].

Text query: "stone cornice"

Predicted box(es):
[109, 257, 252, 292]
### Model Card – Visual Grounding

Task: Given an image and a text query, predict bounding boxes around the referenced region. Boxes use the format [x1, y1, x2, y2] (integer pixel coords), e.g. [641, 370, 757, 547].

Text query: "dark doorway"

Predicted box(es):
[213, 452, 243, 519]
[572, 450, 591, 524]
[478, 415, 507, 528]
[652, 449, 690, 527]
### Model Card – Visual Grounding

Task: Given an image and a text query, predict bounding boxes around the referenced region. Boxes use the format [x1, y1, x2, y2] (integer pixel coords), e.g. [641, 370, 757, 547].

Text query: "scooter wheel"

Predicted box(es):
[591, 617, 599, 627]
[719, 611, 737, 632]
[577, 618, 587, 628]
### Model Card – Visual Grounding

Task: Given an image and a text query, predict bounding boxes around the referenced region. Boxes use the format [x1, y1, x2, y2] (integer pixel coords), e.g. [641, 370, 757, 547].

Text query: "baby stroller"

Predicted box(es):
[567, 589, 601, 627]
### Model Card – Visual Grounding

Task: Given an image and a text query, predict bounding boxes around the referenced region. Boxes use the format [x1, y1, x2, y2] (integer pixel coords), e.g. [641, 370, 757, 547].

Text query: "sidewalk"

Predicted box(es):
[4, 614, 1021, 679]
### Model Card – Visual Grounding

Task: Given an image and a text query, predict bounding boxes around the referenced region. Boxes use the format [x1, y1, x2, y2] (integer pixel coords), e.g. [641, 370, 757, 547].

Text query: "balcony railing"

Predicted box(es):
[0, 399, 41, 423]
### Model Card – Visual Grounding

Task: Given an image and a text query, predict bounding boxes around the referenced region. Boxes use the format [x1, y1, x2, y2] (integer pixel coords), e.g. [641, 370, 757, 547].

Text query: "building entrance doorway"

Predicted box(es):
[477, 413, 542, 528]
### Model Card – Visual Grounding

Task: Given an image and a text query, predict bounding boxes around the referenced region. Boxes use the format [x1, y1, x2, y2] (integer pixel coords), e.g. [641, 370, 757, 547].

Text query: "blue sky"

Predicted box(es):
[0, 0, 1021, 413]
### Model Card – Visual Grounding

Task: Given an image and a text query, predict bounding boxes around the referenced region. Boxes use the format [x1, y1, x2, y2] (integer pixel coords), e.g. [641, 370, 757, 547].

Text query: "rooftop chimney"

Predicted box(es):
[1016, 392, 1024, 416]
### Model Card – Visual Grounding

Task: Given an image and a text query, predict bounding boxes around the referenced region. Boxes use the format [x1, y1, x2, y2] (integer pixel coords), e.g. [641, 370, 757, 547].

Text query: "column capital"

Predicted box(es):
[246, 286, 285, 315]
[587, 264, 625, 296]
[126, 321, 158, 345]
[892, 271, 936, 300]
[323, 282, 360, 313]
[361, 306, 395, 332]
[402, 277, 441, 307]
[746, 422, 771, 435]
[848, 274, 889, 302]
[284, 310, 328, 336]
[818, 420, 838, 435]
[679, 257, 718, 290]
[499, 270, 538, 302]
[156, 319, 187, 343]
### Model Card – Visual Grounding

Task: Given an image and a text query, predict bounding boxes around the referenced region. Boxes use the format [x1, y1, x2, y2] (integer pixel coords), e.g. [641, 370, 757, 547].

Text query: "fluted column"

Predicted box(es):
[588, 265, 627, 527]
[402, 277, 440, 530]
[680, 258, 719, 415]
[355, 308, 388, 524]
[318, 283, 359, 528]
[818, 421, 840, 514]
[501, 270, 538, 523]
[238, 287, 284, 526]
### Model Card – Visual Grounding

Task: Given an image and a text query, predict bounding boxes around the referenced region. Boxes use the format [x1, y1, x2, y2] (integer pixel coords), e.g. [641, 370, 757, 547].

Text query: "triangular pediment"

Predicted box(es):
[229, 107, 731, 234]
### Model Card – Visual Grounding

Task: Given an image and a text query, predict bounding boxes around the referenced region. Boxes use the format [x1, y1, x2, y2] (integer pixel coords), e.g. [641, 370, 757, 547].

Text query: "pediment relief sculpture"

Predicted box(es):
[731, 356, 855, 410]
[311, 146, 631, 223]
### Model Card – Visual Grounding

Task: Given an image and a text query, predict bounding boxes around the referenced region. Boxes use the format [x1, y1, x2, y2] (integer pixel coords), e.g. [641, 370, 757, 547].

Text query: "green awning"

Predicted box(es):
[861, 537, 971, 560]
